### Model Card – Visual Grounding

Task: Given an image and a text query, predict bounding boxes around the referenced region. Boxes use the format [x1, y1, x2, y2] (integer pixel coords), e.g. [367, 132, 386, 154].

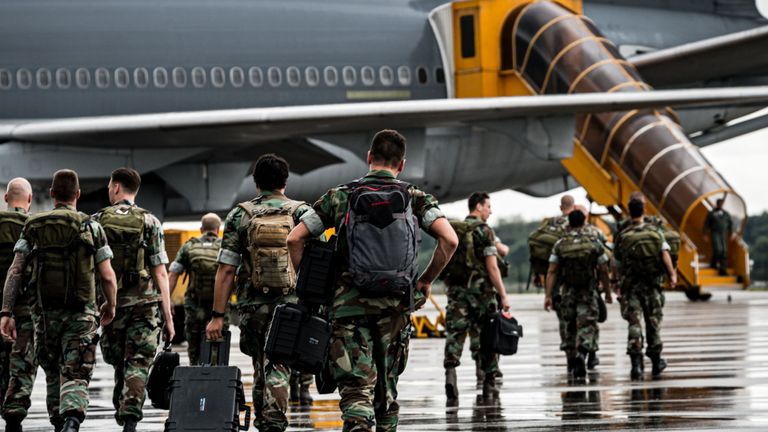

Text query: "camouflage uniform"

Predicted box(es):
[549, 227, 609, 357]
[217, 191, 310, 432]
[12, 204, 112, 426]
[169, 231, 227, 366]
[300, 170, 444, 432]
[92, 199, 167, 424]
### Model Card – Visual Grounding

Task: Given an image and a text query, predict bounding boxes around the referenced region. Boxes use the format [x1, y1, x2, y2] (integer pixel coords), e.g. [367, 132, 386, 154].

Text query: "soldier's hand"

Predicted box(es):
[544, 296, 552, 312]
[533, 274, 543, 288]
[669, 272, 678, 287]
[100, 302, 116, 327]
[206, 317, 225, 341]
[0, 316, 16, 343]
[500, 296, 511, 312]
[163, 320, 176, 342]
[415, 279, 432, 309]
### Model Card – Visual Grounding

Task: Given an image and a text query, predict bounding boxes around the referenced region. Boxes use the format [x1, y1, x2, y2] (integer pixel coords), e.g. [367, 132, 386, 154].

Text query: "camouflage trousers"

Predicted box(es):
[1, 314, 38, 420]
[558, 287, 599, 357]
[329, 311, 411, 432]
[184, 300, 228, 366]
[237, 299, 295, 432]
[620, 281, 664, 355]
[34, 308, 98, 425]
[444, 283, 499, 376]
[100, 303, 160, 423]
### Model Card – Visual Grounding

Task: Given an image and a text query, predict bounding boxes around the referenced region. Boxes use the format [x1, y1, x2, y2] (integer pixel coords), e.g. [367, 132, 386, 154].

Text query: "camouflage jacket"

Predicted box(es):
[170, 231, 220, 274]
[299, 170, 445, 319]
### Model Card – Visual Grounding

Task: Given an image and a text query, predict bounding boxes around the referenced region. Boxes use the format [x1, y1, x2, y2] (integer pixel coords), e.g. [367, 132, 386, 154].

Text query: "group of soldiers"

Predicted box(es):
[0, 127, 739, 432]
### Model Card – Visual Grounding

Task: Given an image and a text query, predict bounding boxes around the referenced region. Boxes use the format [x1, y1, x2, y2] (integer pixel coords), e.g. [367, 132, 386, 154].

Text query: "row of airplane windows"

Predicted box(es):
[0, 65, 445, 91]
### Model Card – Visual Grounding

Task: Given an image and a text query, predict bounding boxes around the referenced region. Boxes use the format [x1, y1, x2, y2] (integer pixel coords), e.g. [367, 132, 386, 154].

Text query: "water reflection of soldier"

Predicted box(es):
[704, 198, 734, 276]
[561, 390, 602, 424]
[470, 395, 508, 432]
[629, 388, 665, 429]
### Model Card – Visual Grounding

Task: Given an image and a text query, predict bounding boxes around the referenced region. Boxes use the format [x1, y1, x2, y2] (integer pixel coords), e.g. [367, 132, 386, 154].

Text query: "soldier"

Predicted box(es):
[614, 198, 677, 380]
[286, 129, 458, 431]
[544, 209, 612, 378]
[704, 198, 734, 276]
[169, 213, 225, 366]
[530, 195, 574, 288]
[92, 168, 175, 432]
[440, 192, 512, 404]
[205, 154, 310, 432]
[0, 169, 118, 432]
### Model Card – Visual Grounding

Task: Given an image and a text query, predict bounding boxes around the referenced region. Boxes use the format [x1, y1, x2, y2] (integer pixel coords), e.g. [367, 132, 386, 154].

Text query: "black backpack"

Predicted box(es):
[147, 343, 180, 410]
[482, 311, 523, 356]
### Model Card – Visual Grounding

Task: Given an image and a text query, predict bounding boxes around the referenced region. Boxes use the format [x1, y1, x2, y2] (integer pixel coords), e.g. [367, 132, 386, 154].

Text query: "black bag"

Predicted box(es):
[295, 237, 337, 306]
[597, 294, 607, 323]
[264, 303, 331, 374]
[199, 331, 231, 366]
[147, 343, 179, 410]
[482, 311, 523, 356]
[315, 358, 337, 394]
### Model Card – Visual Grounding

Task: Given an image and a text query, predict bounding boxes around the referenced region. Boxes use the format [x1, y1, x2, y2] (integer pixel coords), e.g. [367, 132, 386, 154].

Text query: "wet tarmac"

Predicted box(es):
[5, 290, 768, 431]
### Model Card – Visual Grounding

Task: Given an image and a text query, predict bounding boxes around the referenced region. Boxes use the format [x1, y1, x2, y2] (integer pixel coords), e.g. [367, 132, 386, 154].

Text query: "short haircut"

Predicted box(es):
[111, 168, 141, 194]
[201, 213, 222, 232]
[468, 191, 490, 212]
[568, 208, 586, 227]
[628, 198, 645, 218]
[51, 169, 79, 202]
[629, 191, 645, 202]
[370, 129, 406, 167]
[560, 194, 574, 209]
[252, 154, 289, 191]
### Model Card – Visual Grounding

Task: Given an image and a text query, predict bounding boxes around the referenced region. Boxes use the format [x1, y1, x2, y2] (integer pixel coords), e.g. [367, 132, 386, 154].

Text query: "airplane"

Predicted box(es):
[1, 0, 768, 295]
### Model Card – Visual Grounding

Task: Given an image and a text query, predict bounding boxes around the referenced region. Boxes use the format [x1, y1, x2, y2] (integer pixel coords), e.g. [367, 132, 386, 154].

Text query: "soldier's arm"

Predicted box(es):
[168, 242, 190, 295]
[416, 217, 458, 306]
[1, 252, 26, 313]
[96, 259, 118, 327]
[544, 262, 558, 311]
[289, 191, 337, 269]
[144, 215, 174, 340]
[662, 250, 677, 286]
[597, 258, 612, 303]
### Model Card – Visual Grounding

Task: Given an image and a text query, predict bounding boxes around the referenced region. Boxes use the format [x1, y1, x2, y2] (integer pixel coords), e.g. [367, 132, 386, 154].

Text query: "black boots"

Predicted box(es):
[482, 374, 499, 399]
[587, 352, 600, 370]
[648, 353, 667, 376]
[122, 418, 138, 432]
[571, 353, 587, 379]
[4, 416, 22, 432]
[630, 354, 644, 380]
[299, 384, 313, 405]
[475, 362, 485, 382]
[445, 367, 458, 404]
[290, 377, 300, 402]
[60, 417, 80, 432]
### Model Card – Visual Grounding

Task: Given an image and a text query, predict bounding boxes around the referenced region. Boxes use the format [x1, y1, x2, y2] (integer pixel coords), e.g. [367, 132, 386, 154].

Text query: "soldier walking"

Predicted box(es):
[287, 130, 458, 431]
[169, 213, 225, 366]
[704, 198, 734, 275]
[0, 169, 118, 432]
[92, 168, 175, 432]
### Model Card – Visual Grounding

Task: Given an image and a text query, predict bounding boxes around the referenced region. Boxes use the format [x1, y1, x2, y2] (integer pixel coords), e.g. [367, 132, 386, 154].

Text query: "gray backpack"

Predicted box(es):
[345, 180, 420, 299]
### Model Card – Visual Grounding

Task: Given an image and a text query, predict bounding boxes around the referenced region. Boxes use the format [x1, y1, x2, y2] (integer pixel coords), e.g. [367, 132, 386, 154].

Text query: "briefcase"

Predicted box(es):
[147, 343, 179, 410]
[295, 237, 337, 306]
[482, 311, 523, 356]
[265, 303, 331, 374]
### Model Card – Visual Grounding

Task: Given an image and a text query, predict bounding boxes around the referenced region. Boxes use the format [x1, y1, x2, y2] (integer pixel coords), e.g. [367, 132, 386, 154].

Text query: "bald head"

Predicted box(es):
[201, 213, 222, 233]
[560, 194, 575, 215]
[4, 177, 32, 211]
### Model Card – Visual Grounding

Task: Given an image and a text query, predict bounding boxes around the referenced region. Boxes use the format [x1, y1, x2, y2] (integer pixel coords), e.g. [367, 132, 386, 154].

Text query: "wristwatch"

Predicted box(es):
[0, 311, 12, 319]
[211, 310, 226, 319]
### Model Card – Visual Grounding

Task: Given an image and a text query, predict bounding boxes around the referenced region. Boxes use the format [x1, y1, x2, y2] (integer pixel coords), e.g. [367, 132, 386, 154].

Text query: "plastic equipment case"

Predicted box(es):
[482, 311, 523, 356]
[295, 237, 337, 306]
[165, 331, 250, 432]
[265, 302, 331, 374]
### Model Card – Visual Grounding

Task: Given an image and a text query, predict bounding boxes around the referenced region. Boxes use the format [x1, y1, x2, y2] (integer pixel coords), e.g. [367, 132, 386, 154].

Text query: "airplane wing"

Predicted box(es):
[3, 87, 768, 153]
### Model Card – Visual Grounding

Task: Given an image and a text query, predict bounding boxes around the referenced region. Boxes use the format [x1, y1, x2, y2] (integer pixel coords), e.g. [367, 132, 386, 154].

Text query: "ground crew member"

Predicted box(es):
[544, 209, 612, 378]
[169, 213, 225, 366]
[704, 198, 734, 275]
[0, 169, 118, 432]
[286, 130, 458, 431]
[206, 154, 310, 431]
[441, 192, 511, 404]
[614, 198, 677, 380]
[92, 168, 174, 432]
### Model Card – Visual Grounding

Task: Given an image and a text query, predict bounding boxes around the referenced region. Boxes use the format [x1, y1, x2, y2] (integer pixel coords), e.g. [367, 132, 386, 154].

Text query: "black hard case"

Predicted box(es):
[295, 237, 337, 306]
[264, 303, 331, 374]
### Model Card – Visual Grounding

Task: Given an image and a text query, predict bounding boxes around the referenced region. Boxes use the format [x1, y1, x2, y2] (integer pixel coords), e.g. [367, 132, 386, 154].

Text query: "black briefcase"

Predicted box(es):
[295, 237, 337, 306]
[482, 311, 523, 356]
[265, 303, 331, 374]
[147, 343, 179, 410]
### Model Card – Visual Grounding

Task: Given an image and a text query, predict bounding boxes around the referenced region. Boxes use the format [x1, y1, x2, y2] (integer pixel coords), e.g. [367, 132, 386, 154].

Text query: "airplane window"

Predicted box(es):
[379, 66, 394, 86]
[134, 68, 149, 88]
[173, 67, 187, 88]
[286, 66, 301, 87]
[230, 67, 245, 88]
[153, 67, 168, 88]
[37, 68, 52, 89]
[397, 66, 411, 86]
[342, 66, 357, 86]
[459, 15, 476, 58]
[211, 66, 226, 88]
[17, 68, 32, 89]
[0, 69, 12, 89]
[192, 67, 206, 88]
[417, 67, 428, 84]
[249, 67, 263, 87]
[435, 67, 445, 84]
[305, 67, 319, 87]
[361, 66, 375, 86]
[95, 67, 110, 89]
[75, 68, 90, 89]
[268, 66, 282, 87]
[323, 66, 338, 87]
[56, 68, 71, 89]
[114, 67, 129, 88]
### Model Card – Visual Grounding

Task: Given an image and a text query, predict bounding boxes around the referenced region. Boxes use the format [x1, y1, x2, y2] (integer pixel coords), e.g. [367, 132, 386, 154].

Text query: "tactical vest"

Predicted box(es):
[0, 211, 27, 287]
[440, 219, 486, 285]
[238, 198, 303, 298]
[617, 223, 664, 279]
[99, 205, 150, 295]
[556, 231, 601, 289]
[528, 217, 567, 275]
[24, 208, 96, 308]
[186, 236, 221, 303]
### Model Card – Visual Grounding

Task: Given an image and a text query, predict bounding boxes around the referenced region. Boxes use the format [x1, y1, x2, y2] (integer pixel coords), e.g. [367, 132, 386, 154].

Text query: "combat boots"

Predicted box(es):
[587, 351, 600, 369]
[630, 354, 644, 380]
[290, 378, 300, 403]
[482, 374, 499, 399]
[445, 367, 458, 403]
[300, 383, 313, 406]
[4, 415, 22, 432]
[475, 362, 485, 382]
[122, 418, 138, 432]
[571, 353, 587, 379]
[648, 353, 667, 376]
[60, 417, 80, 432]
